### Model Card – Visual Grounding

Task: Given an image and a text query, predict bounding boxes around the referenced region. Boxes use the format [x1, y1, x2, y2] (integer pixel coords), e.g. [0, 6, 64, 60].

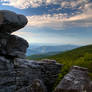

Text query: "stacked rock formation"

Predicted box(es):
[54, 66, 92, 92]
[0, 10, 62, 92]
[0, 10, 29, 58]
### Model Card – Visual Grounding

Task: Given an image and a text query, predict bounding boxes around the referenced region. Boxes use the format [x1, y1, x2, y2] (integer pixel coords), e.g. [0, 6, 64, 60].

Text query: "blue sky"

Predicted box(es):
[0, 0, 92, 45]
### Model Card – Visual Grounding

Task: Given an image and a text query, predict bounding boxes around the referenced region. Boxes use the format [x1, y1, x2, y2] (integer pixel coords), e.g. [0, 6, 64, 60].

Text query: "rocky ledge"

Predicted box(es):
[54, 66, 92, 92]
[0, 56, 62, 92]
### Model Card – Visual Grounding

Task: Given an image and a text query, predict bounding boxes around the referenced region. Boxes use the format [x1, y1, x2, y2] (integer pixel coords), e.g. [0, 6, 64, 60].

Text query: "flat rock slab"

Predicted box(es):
[54, 66, 92, 92]
[0, 10, 28, 34]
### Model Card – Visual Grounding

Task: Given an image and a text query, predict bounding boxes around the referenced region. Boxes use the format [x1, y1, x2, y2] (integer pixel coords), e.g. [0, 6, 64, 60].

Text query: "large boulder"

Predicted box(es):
[0, 10, 28, 34]
[54, 66, 92, 92]
[6, 35, 29, 58]
[0, 35, 29, 58]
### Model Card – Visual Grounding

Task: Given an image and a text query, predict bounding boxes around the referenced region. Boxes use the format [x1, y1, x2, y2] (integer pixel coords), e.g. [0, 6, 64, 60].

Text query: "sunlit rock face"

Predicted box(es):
[54, 66, 92, 92]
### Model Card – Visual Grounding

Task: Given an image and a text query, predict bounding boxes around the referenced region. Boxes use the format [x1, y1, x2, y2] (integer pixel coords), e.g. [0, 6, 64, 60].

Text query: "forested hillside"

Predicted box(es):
[27, 45, 92, 81]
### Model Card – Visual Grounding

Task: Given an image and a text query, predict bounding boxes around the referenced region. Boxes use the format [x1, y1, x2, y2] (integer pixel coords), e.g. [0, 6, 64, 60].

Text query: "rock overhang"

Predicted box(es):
[0, 10, 28, 34]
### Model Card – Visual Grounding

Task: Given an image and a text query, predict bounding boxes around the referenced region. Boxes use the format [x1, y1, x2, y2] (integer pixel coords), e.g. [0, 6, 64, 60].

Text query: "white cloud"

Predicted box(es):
[1, 0, 43, 9]
[1, 0, 56, 9]
[1, 0, 92, 30]
[27, 3, 92, 30]
[61, 0, 88, 9]
[1, 0, 89, 9]
[27, 13, 68, 30]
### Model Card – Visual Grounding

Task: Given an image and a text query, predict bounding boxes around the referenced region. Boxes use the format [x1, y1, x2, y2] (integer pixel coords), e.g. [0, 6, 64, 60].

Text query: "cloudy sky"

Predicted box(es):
[0, 0, 92, 45]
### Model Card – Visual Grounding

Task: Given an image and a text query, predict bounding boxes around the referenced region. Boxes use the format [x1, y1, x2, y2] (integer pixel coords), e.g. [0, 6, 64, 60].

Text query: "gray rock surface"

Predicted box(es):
[16, 79, 47, 92]
[7, 35, 29, 58]
[15, 58, 62, 92]
[0, 56, 16, 92]
[0, 10, 28, 58]
[54, 66, 92, 92]
[0, 10, 28, 33]
[0, 35, 29, 58]
[0, 56, 62, 92]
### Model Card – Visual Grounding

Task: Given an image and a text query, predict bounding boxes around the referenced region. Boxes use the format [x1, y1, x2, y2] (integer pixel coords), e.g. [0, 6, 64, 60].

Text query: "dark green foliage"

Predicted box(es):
[27, 52, 61, 60]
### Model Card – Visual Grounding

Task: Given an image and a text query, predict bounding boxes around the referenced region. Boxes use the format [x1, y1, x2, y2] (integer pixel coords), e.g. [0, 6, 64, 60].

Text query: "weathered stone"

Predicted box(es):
[15, 58, 62, 92]
[0, 38, 8, 55]
[0, 35, 29, 58]
[0, 56, 16, 92]
[6, 35, 29, 58]
[0, 10, 28, 34]
[90, 81, 92, 90]
[39, 60, 62, 92]
[0, 10, 28, 58]
[16, 79, 47, 92]
[42, 59, 56, 63]
[0, 56, 62, 92]
[54, 66, 92, 92]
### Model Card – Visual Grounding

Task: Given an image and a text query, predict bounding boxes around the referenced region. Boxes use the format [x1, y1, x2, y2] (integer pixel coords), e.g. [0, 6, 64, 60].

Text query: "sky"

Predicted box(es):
[0, 0, 92, 45]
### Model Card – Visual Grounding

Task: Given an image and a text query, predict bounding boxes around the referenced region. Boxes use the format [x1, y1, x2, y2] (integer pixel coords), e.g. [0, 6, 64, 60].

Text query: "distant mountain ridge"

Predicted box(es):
[26, 44, 79, 56]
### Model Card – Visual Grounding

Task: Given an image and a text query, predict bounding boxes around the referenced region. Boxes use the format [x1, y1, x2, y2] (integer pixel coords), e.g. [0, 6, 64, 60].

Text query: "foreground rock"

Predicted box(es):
[0, 10, 28, 34]
[0, 56, 16, 92]
[54, 66, 92, 92]
[15, 59, 62, 92]
[0, 56, 62, 92]
[17, 79, 47, 92]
